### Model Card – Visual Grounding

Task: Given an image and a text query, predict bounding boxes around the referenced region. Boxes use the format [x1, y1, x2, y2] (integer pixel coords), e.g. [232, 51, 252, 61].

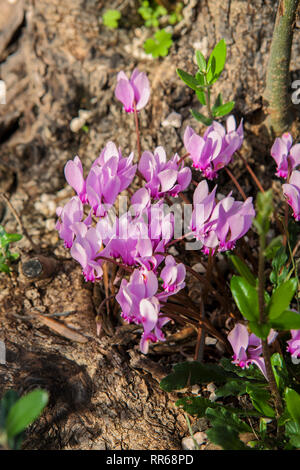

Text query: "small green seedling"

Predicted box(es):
[0, 225, 22, 274]
[102, 9, 121, 29]
[177, 39, 235, 125]
[143, 29, 173, 58]
[0, 389, 48, 450]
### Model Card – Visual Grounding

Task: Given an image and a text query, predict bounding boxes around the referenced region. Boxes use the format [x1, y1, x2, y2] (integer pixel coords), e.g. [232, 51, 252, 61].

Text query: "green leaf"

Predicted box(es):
[285, 388, 300, 425]
[0, 390, 19, 429]
[206, 407, 251, 433]
[206, 39, 227, 84]
[220, 358, 265, 382]
[271, 246, 288, 274]
[102, 9, 121, 29]
[270, 310, 300, 330]
[190, 109, 212, 126]
[195, 72, 206, 105]
[213, 92, 223, 109]
[7, 252, 20, 261]
[206, 425, 252, 450]
[0, 263, 10, 273]
[285, 420, 300, 448]
[246, 385, 276, 418]
[253, 190, 273, 236]
[0, 233, 23, 247]
[176, 68, 201, 91]
[271, 353, 289, 392]
[176, 396, 216, 417]
[264, 236, 283, 260]
[176, 396, 260, 418]
[144, 29, 173, 58]
[195, 50, 206, 71]
[212, 101, 235, 118]
[196, 90, 206, 105]
[230, 275, 259, 321]
[248, 321, 271, 340]
[216, 380, 252, 398]
[159, 361, 236, 392]
[268, 278, 298, 320]
[5, 389, 48, 439]
[227, 254, 256, 287]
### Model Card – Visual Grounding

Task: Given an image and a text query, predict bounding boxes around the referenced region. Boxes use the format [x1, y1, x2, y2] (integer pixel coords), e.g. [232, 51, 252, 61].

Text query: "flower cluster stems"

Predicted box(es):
[258, 229, 283, 419]
[133, 100, 142, 162]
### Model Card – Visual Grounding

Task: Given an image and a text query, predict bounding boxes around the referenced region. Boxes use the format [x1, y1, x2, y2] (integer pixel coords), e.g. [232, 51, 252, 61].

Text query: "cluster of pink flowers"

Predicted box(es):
[271, 132, 300, 221]
[139, 147, 192, 199]
[56, 68, 257, 353]
[183, 116, 244, 180]
[190, 180, 255, 254]
[116, 257, 185, 353]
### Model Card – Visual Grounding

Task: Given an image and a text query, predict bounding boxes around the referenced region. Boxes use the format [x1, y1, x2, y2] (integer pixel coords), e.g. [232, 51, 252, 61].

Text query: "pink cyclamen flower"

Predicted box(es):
[228, 323, 277, 380]
[138, 146, 191, 199]
[287, 329, 300, 358]
[190, 181, 255, 254]
[55, 196, 90, 248]
[211, 194, 255, 252]
[184, 115, 243, 179]
[116, 256, 186, 353]
[115, 267, 169, 353]
[160, 255, 186, 295]
[115, 68, 150, 113]
[64, 156, 87, 203]
[282, 170, 300, 221]
[63, 144, 137, 218]
[89, 142, 136, 217]
[271, 132, 300, 179]
[70, 226, 110, 282]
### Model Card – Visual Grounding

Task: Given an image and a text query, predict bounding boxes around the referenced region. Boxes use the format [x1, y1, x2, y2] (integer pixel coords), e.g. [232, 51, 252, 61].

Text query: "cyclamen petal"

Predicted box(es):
[64, 156, 87, 203]
[132, 71, 151, 111]
[184, 116, 243, 179]
[282, 170, 300, 221]
[287, 330, 300, 358]
[271, 133, 300, 179]
[228, 324, 277, 380]
[115, 69, 150, 113]
[115, 78, 135, 112]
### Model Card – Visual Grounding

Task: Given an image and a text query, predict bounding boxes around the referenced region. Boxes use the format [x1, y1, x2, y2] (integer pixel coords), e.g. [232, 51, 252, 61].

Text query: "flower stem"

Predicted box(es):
[237, 151, 265, 193]
[224, 167, 247, 201]
[258, 229, 283, 419]
[133, 100, 141, 162]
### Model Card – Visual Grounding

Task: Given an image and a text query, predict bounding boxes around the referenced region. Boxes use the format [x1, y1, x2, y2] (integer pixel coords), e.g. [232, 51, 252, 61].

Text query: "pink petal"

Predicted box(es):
[115, 79, 134, 112]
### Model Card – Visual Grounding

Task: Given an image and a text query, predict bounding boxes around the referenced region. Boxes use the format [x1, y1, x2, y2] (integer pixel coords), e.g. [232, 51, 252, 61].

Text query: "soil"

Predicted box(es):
[0, 0, 299, 450]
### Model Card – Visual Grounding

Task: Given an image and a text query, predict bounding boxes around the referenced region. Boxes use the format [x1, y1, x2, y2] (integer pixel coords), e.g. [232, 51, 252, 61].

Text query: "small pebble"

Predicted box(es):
[205, 336, 217, 346]
[161, 111, 182, 128]
[207, 383, 217, 402]
[70, 109, 92, 133]
[191, 262, 206, 274]
[168, 246, 179, 256]
[182, 432, 207, 450]
[193, 37, 208, 58]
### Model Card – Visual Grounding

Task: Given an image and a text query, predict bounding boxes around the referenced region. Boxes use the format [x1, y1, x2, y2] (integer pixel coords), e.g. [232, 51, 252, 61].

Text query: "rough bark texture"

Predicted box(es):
[264, 0, 299, 135]
[0, 0, 300, 450]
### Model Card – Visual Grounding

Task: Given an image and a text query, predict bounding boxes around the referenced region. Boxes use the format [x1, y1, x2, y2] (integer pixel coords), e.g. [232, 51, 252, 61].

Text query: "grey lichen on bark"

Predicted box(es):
[264, 0, 299, 136]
